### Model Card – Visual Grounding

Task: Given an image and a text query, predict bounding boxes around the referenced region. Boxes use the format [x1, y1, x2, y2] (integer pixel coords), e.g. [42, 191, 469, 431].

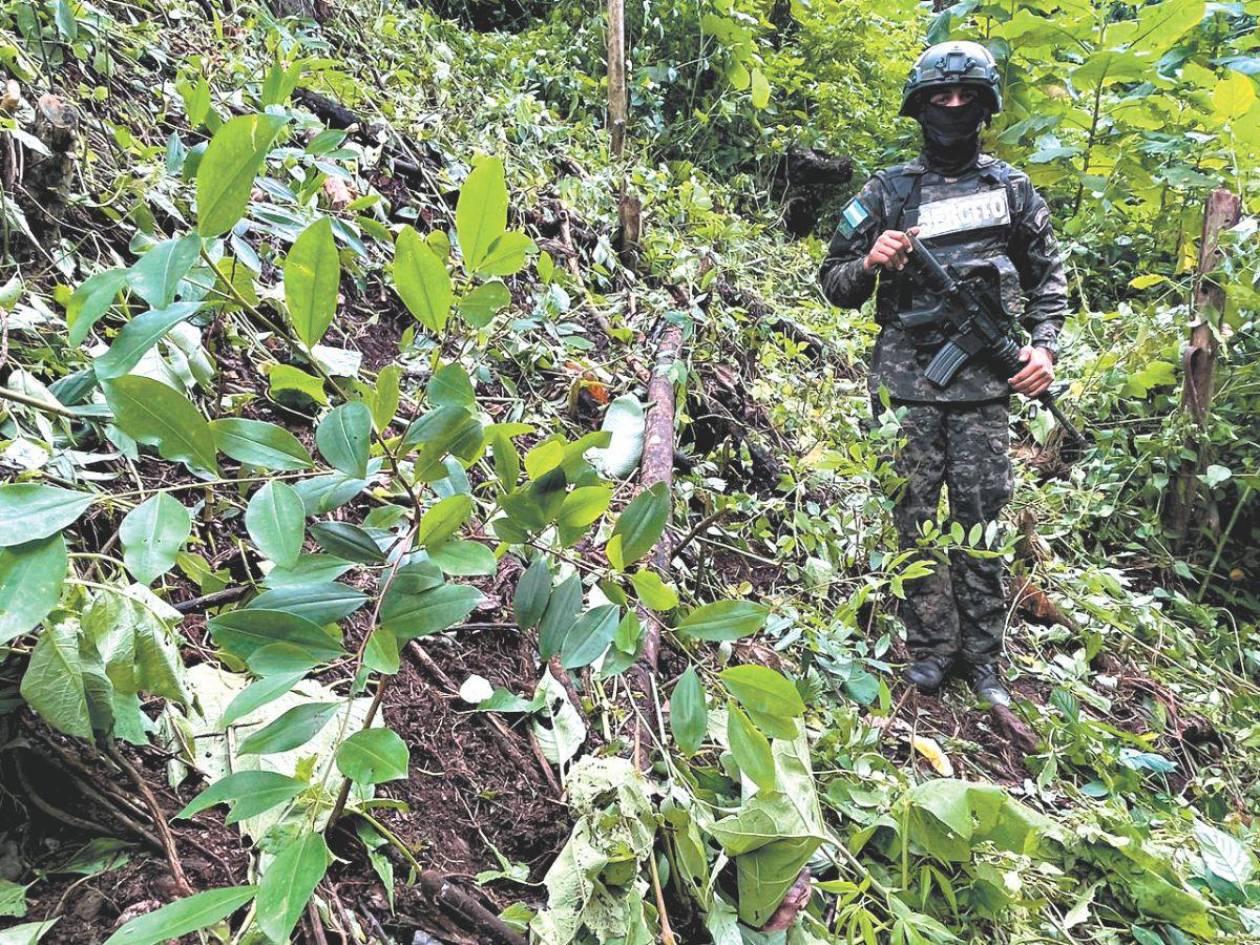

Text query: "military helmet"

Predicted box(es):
[900, 41, 1002, 117]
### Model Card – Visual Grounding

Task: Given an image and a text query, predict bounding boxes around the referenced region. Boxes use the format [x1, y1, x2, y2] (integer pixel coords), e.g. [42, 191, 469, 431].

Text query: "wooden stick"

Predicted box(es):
[418, 870, 527, 945]
[606, 0, 627, 160]
[106, 741, 193, 896]
[1166, 187, 1241, 540]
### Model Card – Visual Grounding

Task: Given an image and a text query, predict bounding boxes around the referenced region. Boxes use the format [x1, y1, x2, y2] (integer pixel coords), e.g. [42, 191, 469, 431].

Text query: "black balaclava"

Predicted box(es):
[917, 98, 987, 175]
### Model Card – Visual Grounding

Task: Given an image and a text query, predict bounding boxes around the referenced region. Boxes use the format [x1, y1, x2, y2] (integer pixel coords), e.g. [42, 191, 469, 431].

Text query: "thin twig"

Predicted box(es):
[106, 740, 193, 896]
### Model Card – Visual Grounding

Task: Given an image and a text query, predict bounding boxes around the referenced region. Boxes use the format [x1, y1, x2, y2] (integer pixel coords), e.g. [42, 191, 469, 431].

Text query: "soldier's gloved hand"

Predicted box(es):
[1010, 346, 1054, 396]
[863, 226, 922, 272]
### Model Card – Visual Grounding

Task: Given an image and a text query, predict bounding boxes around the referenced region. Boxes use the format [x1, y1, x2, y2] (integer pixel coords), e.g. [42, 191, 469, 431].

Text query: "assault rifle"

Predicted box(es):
[900, 233, 1086, 447]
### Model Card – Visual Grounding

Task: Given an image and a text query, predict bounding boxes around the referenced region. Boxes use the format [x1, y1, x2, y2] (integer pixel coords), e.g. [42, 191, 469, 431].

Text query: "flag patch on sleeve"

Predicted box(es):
[837, 196, 871, 238]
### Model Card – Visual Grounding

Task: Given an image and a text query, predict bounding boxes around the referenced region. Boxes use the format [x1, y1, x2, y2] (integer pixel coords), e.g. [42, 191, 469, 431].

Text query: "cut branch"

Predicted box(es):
[1165, 187, 1241, 541]
[418, 870, 528, 945]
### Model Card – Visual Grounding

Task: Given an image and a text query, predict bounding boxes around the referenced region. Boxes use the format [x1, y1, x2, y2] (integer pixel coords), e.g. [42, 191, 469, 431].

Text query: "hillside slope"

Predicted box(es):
[0, 1, 1258, 944]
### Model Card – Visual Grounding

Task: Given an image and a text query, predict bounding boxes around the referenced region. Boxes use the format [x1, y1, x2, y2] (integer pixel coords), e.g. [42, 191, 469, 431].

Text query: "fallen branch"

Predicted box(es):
[1011, 576, 1076, 631]
[711, 279, 840, 367]
[990, 705, 1038, 756]
[624, 310, 685, 770]
[417, 870, 528, 945]
[174, 585, 250, 614]
[105, 740, 193, 896]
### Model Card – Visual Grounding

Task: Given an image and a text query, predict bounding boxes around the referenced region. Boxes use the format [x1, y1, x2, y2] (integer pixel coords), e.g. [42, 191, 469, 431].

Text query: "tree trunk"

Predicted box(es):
[1165, 187, 1241, 540]
[607, 0, 627, 160]
[607, 0, 639, 270]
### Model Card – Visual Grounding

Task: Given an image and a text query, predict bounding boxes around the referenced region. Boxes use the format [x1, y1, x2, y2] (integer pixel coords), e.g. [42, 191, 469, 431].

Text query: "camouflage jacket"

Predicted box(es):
[818, 152, 1068, 403]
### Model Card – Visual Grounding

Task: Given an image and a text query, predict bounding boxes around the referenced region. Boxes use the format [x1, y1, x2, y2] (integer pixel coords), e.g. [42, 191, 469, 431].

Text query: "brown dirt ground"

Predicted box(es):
[2, 620, 570, 944]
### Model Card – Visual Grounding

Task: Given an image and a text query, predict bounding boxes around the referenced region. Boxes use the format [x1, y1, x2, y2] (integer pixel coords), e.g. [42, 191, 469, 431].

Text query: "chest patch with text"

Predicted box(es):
[916, 188, 1011, 239]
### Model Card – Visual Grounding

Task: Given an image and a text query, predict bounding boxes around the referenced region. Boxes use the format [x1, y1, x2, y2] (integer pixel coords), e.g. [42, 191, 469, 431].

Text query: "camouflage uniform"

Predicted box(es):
[819, 151, 1067, 664]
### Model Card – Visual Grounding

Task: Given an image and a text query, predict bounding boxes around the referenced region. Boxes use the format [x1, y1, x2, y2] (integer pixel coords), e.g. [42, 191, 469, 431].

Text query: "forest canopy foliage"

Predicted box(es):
[0, 0, 1256, 943]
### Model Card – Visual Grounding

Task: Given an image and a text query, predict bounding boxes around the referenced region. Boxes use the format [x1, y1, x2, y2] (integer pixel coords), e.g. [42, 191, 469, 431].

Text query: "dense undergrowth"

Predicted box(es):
[0, 0, 1257, 944]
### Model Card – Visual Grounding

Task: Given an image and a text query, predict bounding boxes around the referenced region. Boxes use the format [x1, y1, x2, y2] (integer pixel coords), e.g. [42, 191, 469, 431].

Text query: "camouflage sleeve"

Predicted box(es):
[1010, 177, 1068, 358]
[818, 176, 885, 308]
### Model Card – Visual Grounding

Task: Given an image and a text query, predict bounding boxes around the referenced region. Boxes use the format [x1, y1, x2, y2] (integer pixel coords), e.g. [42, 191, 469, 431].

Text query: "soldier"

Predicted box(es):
[818, 41, 1068, 706]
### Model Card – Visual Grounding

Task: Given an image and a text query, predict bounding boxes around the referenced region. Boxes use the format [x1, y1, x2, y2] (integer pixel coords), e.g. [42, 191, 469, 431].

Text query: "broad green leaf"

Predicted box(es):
[294, 470, 373, 517]
[176, 770, 307, 825]
[102, 376, 220, 476]
[245, 584, 365, 630]
[207, 609, 342, 662]
[417, 494, 474, 548]
[1195, 821, 1254, 887]
[247, 642, 322, 676]
[557, 485, 613, 545]
[336, 727, 410, 784]
[19, 620, 91, 740]
[608, 482, 669, 570]
[380, 582, 482, 640]
[1071, 50, 1145, 88]
[0, 920, 57, 945]
[393, 225, 452, 333]
[309, 521, 385, 563]
[196, 112, 287, 236]
[119, 493, 192, 585]
[750, 68, 770, 109]
[267, 363, 328, 405]
[557, 604, 620, 670]
[429, 540, 497, 576]
[127, 235, 201, 308]
[238, 701, 340, 755]
[477, 231, 534, 277]
[727, 702, 776, 792]
[676, 600, 770, 642]
[427, 363, 476, 409]
[456, 156, 508, 273]
[456, 280, 511, 327]
[720, 665, 805, 720]
[1213, 71, 1256, 121]
[316, 401, 372, 478]
[94, 301, 202, 380]
[514, 556, 551, 630]
[0, 484, 93, 547]
[101, 887, 258, 945]
[210, 418, 313, 470]
[537, 573, 582, 660]
[219, 670, 307, 727]
[630, 569, 678, 611]
[285, 217, 340, 348]
[387, 559, 445, 596]
[372, 364, 402, 432]
[0, 534, 67, 644]
[80, 586, 188, 705]
[256, 832, 329, 943]
[670, 666, 706, 755]
[401, 404, 484, 458]
[245, 481, 305, 569]
[67, 268, 127, 345]
[363, 627, 402, 675]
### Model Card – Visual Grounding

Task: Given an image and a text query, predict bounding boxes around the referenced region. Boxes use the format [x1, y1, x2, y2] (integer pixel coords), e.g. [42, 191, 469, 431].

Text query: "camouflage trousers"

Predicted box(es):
[889, 397, 1012, 664]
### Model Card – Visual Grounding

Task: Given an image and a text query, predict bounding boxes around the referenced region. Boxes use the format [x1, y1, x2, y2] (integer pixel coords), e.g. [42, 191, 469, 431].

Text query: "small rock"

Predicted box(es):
[72, 889, 104, 922]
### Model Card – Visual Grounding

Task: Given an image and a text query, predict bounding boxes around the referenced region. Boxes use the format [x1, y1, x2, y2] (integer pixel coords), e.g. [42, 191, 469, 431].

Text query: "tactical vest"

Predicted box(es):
[868, 155, 1025, 402]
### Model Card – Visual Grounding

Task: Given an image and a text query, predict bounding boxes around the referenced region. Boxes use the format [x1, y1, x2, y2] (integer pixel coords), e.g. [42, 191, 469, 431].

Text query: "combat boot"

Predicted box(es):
[967, 663, 1010, 706]
[904, 655, 952, 693]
